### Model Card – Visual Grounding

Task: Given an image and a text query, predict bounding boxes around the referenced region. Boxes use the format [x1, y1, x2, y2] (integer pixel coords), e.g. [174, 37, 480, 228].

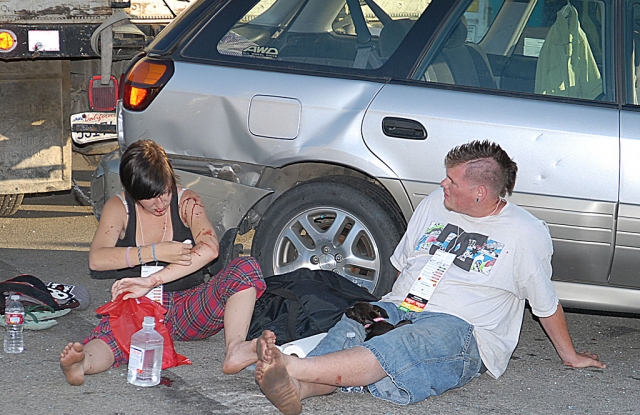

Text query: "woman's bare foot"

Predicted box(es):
[60, 342, 86, 386]
[256, 330, 277, 361]
[255, 331, 302, 415]
[222, 338, 258, 374]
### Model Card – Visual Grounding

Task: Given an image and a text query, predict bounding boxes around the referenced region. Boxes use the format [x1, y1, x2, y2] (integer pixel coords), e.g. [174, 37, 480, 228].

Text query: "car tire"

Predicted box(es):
[252, 176, 406, 298]
[0, 194, 24, 217]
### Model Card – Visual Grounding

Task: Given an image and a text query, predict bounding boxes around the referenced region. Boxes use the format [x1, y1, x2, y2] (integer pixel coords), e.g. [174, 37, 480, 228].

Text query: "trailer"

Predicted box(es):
[0, 0, 191, 215]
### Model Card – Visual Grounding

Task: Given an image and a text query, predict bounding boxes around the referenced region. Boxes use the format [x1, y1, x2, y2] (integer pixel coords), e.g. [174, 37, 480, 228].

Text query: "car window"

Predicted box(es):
[415, 0, 613, 103]
[213, 0, 431, 70]
[626, 0, 640, 104]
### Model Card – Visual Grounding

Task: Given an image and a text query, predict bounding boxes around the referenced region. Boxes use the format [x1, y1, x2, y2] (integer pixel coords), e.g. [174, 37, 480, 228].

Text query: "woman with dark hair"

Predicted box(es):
[60, 140, 265, 385]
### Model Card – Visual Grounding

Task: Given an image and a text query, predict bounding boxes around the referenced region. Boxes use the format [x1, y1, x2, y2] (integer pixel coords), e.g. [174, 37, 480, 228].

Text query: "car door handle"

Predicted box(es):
[382, 117, 427, 140]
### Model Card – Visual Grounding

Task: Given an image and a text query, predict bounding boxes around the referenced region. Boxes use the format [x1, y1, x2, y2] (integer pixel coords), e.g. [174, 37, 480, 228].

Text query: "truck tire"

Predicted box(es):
[252, 176, 406, 298]
[0, 194, 24, 217]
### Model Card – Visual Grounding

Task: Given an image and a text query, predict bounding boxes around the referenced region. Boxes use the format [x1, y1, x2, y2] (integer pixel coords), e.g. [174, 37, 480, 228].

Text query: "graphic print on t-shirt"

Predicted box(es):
[415, 222, 504, 274]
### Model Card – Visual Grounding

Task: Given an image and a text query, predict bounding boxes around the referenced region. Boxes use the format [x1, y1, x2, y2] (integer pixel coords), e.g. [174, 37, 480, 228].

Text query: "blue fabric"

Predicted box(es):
[307, 302, 483, 405]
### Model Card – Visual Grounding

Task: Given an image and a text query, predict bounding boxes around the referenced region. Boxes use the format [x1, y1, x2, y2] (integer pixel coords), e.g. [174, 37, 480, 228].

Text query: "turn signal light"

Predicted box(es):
[123, 57, 174, 111]
[0, 29, 17, 53]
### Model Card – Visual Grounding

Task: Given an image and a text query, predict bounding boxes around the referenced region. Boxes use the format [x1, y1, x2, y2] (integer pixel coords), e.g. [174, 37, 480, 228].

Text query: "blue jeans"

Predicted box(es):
[307, 302, 483, 405]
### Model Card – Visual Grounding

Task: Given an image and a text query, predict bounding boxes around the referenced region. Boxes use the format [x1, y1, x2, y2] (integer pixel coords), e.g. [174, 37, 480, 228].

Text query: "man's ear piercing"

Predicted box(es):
[476, 198, 479, 203]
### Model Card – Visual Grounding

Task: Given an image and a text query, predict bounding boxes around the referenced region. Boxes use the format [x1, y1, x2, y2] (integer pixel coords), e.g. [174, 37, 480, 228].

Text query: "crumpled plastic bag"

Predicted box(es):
[95, 294, 191, 369]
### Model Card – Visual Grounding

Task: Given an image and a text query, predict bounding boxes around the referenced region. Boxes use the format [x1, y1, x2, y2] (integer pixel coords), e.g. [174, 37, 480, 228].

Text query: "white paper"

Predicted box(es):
[278, 333, 327, 358]
[28, 30, 60, 52]
[141, 265, 164, 304]
[524, 38, 544, 57]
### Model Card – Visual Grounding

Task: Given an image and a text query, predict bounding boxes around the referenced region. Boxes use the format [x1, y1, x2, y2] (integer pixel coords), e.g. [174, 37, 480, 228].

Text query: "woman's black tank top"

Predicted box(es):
[89, 189, 205, 291]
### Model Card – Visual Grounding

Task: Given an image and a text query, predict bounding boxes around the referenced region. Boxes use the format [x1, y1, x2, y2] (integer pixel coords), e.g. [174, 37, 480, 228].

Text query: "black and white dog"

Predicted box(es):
[345, 302, 411, 341]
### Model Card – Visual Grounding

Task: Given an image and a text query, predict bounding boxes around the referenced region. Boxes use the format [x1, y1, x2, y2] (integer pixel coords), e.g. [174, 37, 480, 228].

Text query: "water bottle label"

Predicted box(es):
[129, 345, 145, 373]
[5, 312, 24, 325]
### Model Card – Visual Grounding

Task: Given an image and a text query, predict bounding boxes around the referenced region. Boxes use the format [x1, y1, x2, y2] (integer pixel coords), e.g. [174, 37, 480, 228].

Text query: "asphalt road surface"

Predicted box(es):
[1, 154, 639, 414]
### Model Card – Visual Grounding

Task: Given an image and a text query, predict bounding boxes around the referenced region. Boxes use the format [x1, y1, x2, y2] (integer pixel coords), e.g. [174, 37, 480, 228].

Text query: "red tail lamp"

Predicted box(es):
[89, 75, 119, 111]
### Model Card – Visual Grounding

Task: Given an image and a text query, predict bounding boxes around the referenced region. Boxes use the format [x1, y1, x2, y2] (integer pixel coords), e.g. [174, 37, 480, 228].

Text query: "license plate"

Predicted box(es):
[71, 112, 117, 145]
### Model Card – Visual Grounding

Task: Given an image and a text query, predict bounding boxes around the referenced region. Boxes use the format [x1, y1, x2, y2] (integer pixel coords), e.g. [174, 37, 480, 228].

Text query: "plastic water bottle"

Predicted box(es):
[127, 316, 164, 387]
[4, 294, 25, 354]
[342, 331, 357, 350]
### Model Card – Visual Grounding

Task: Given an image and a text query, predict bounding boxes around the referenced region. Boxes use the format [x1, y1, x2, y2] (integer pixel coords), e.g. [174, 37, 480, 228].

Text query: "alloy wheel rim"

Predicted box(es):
[272, 206, 380, 293]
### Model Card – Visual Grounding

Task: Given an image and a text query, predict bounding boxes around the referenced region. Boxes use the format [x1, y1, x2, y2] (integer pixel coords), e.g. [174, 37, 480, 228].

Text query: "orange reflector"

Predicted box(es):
[122, 57, 173, 111]
[0, 30, 17, 52]
[128, 87, 149, 108]
[127, 61, 168, 85]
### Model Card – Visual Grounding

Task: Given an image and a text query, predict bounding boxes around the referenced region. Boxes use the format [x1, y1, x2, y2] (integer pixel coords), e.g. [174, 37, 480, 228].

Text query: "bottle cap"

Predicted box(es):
[10, 294, 20, 300]
[143, 316, 155, 326]
[346, 331, 356, 338]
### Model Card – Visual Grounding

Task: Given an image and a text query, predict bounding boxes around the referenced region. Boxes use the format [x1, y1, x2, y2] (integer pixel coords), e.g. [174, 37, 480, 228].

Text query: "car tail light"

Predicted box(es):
[89, 75, 118, 111]
[122, 57, 174, 111]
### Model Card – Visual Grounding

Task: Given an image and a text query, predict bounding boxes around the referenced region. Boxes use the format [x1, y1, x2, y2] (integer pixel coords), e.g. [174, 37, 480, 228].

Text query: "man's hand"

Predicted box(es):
[562, 351, 606, 369]
[538, 303, 606, 370]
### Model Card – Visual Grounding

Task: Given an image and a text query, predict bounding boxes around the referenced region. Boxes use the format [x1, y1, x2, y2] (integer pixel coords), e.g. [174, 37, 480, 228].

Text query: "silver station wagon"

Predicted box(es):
[92, 0, 640, 312]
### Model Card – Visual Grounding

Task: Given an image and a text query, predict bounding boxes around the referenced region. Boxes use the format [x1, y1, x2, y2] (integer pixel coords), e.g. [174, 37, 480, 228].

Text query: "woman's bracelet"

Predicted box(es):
[125, 246, 132, 268]
[152, 243, 157, 262]
[137, 245, 144, 265]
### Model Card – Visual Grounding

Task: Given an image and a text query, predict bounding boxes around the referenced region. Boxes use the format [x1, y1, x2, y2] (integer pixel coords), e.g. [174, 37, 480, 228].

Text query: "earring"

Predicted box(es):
[476, 198, 479, 202]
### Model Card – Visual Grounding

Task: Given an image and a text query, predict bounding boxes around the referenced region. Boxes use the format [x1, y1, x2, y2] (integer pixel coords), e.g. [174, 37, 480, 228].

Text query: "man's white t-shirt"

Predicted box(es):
[382, 188, 559, 378]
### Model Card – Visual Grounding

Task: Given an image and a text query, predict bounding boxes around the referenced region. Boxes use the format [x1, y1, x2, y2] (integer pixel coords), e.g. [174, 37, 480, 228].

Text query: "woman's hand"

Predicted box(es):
[111, 276, 158, 301]
[154, 240, 193, 265]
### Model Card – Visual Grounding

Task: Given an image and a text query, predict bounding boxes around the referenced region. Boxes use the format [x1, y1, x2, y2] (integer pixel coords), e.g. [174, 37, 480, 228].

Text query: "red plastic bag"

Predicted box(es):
[95, 294, 191, 369]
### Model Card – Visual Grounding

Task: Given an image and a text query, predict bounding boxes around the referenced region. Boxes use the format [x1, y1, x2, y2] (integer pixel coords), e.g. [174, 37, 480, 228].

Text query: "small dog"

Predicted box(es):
[345, 302, 411, 341]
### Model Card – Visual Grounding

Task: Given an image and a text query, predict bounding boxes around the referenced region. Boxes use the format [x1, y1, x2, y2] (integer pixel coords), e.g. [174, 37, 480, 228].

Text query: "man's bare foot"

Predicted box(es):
[255, 331, 302, 415]
[222, 338, 258, 374]
[60, 342, 86, 386]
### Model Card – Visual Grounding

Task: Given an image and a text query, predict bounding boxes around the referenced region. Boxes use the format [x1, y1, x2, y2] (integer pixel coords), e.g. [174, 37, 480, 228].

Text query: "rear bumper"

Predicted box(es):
[90, 149, 124, 219]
